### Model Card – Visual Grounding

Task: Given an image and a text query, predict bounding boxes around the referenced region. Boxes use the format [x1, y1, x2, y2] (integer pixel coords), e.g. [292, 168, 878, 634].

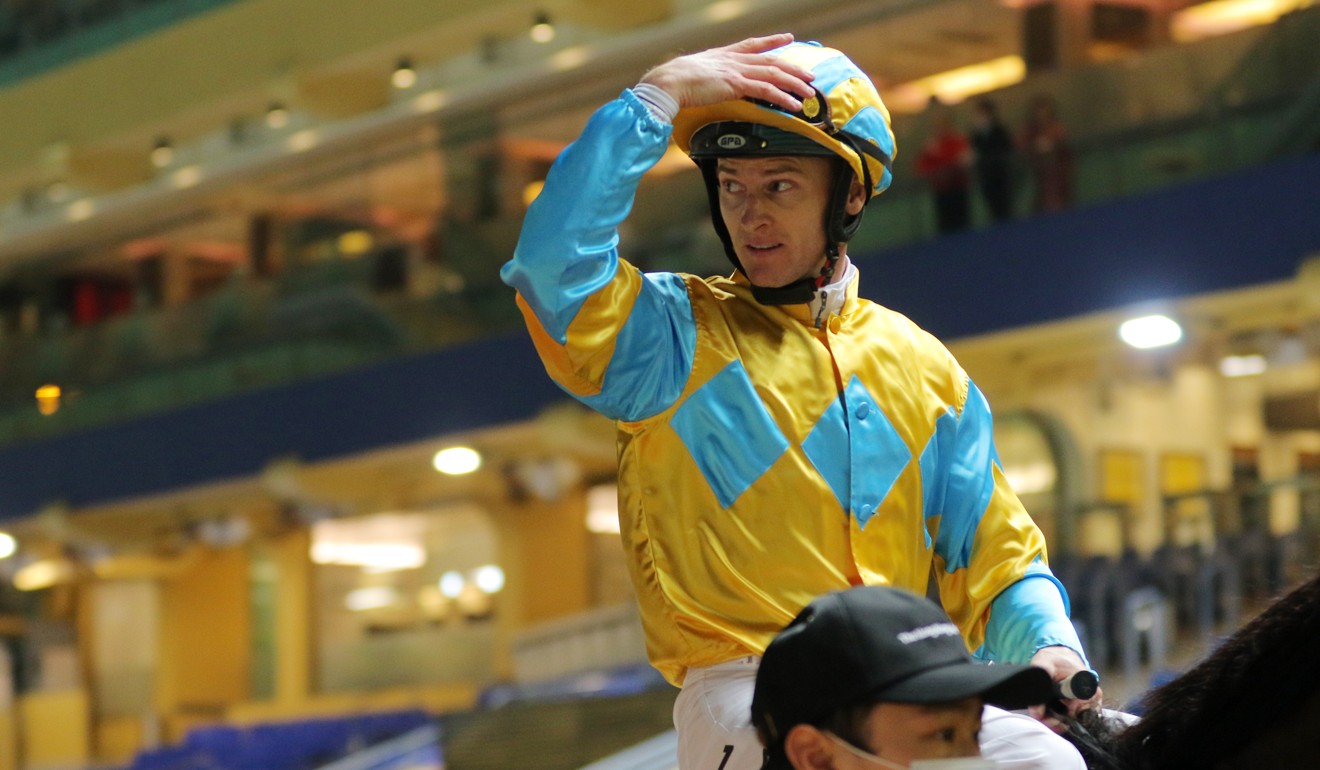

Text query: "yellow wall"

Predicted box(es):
[19, 690, 90, 768]
[502, 491, 593, 626]
[158, 548, 252, 723]
[96, 716, 146, 766]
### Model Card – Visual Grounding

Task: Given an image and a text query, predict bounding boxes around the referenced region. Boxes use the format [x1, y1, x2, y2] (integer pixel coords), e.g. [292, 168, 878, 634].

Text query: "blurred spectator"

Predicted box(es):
[969, 98, 1015, 223]
[1020, 95, 1074, 213]
[916, 104, 973, 234]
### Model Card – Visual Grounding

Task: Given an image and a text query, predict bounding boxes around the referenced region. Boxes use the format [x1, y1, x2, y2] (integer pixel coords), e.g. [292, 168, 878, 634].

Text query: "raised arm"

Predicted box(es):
[501, 34, 817, 421]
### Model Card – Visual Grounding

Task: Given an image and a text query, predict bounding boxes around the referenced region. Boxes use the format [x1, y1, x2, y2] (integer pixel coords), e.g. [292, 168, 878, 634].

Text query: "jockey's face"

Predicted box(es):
[715, 156, 856, 289]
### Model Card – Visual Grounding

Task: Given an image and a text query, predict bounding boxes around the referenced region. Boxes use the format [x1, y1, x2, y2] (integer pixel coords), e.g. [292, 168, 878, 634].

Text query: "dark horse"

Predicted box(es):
[1065, 566, 1320, 769]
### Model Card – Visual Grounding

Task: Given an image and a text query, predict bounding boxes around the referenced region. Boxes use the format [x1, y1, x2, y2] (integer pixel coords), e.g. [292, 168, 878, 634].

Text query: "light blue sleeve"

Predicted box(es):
[500, 89, 697, 422]
[926, 380, 1087, 666]
[981, 560, 1089, 667]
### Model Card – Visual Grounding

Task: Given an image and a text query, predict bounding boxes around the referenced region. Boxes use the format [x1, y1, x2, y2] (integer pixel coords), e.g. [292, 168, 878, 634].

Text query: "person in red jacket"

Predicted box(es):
[916, 104, 973, 234]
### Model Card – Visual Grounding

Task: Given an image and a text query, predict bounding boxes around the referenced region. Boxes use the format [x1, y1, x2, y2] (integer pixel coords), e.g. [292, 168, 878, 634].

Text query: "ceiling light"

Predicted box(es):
[439, 570, 464, 598]
[887, 56, 1026, 114]
[1172, 0, 1305, 42]
[392, 57, 417, 89]
[1119, 314, 1183, 349]
[550, 45, 590, 71]
[585, 483, 620, 534]
[310, 542, 426, 571]
[433, 446, 481, 475]
[171, 165, 203, 189]
[14, 559, 74, 591]
[35, 384, 61, 416]
[473, 565, 505, 593]
[1219, 354, 1266, 377]
[703, 0, 749, 21]
[265, 102, 290, 129]
[150, 136, 174, 168]
[287, 129, 318, 153]
[412, 89, 447, 113]
[0, 533, 16, 559]
[337, 229, 374, 256]
[530, 12, 555, 43]
[345, 586, 398, 611]
[67, 199, 95, 222]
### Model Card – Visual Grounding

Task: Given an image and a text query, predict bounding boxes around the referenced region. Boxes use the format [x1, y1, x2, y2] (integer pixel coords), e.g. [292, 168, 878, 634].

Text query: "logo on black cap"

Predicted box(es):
[717, 134, 747, 150]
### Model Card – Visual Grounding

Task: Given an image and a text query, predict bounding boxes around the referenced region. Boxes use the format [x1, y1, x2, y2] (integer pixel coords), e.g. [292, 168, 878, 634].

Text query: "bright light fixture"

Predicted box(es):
[885, 56, 1026, 114]
[412, 90, 448, 114]
[439, 570, 464, 598]
[345, 586, 398, 611]
[310, 542, 426, 571]
[14, 559, 74, 591]
[392, 58, 417, 89]
[35, 384, 61, 416]
[0, 533, 16, 559]
[67, 199, 95, 222]
[530, 13, 555, 43]
[287, 130, 319, 153]
[474, 564, 505, 593]
[1002, 462, 1057, 495]
[337, 230, 374, 256]
[1119, 314, 1183, 349]
[433, 446, 481, 475]
[1219, 353, 1267, 377]
[1172, 0, 1306, 42]
[172, 165, 203, 189]
[703, 0, 749, 22]
[550, 45, 590, 72]
[266, 102, 290, 129]
[151, 137, 174, 168]
[585, 483, 620, 534]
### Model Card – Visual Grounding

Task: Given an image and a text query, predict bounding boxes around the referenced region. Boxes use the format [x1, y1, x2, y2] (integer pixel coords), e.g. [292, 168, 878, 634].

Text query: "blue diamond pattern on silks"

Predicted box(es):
[845, 376, 912, 530]
[671, 360, 790, 509]
[802, 396, 850, 514]
[917, 406, 958, 549]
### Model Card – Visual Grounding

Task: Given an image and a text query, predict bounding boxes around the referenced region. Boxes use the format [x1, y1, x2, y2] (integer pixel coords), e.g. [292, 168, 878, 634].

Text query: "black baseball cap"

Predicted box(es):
[751, 586, 1054, 769]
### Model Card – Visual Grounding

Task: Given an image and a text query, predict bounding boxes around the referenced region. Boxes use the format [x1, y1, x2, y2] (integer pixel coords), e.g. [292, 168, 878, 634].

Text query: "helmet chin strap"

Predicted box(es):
[748, 241, 841, 307]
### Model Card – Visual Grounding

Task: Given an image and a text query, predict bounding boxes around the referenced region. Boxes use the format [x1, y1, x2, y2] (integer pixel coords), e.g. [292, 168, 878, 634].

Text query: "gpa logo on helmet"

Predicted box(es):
[717, 134, 747, 150]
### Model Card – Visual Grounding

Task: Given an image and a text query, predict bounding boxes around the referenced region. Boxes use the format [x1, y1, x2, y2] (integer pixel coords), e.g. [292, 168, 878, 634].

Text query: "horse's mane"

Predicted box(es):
[1112, 566, 1320, 769]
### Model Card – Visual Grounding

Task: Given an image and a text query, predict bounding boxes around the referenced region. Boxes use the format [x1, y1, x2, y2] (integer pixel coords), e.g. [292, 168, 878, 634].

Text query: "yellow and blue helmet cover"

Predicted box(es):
[673, 40, 897, 198]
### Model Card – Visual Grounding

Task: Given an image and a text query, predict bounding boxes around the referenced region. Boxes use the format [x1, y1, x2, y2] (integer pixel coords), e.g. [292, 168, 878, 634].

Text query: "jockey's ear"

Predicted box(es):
[846, 174, 866, 216]
[783, 724, 835, 770]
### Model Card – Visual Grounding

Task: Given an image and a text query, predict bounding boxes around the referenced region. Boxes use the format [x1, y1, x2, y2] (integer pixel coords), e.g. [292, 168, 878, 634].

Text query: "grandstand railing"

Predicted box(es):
[0, 265, 524, 444]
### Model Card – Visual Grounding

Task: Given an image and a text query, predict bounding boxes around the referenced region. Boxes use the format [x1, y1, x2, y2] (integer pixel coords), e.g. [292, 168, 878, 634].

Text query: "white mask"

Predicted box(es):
[826, 733, 1000, 770]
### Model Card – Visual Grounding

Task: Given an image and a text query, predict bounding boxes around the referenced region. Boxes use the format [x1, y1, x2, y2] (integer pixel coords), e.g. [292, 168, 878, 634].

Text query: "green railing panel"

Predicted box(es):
[0, 0, 245, 88]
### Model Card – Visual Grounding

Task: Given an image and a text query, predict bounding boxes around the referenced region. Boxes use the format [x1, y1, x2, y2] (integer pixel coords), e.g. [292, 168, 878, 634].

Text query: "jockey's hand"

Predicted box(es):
[1028, 645, 1103, 731]
[638, 33, 815, 113]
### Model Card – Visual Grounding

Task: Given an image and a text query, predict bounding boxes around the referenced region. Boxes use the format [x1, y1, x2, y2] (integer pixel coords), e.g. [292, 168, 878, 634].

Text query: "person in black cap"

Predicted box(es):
[753, 585, 1086, 769]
